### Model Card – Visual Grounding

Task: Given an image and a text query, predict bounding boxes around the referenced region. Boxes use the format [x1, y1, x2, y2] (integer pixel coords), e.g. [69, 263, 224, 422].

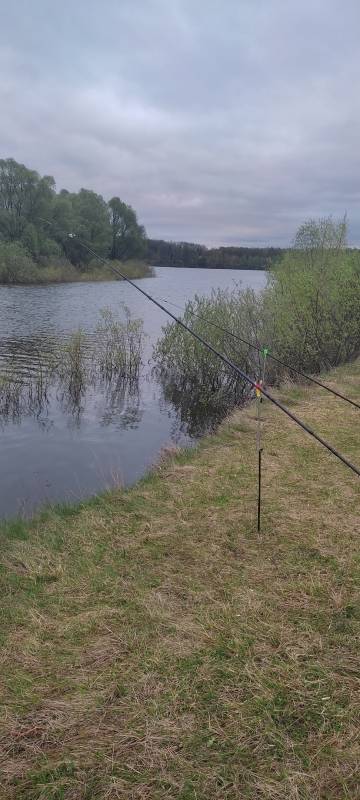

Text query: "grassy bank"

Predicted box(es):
[0, 259, 154, 285]
[0, 361, 359, 799]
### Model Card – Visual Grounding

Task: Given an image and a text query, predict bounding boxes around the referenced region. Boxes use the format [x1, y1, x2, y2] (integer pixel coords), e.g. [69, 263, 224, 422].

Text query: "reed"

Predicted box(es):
[0, 308, 144, 425]
[95, 306, 144, 382]
[58, 329, 88, 387]
[0, 372, 24, 420]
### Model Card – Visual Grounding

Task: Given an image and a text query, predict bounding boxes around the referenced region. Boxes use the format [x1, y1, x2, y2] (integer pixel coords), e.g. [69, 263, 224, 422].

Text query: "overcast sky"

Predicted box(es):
[1, 0, 359, 246]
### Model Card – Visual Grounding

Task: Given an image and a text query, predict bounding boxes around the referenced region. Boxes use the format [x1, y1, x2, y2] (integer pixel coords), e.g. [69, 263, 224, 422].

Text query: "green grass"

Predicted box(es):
[0, 361, 359, 798]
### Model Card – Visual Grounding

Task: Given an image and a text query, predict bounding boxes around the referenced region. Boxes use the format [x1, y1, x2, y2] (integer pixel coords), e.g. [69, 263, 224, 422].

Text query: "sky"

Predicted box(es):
[1, 0, 359, 246]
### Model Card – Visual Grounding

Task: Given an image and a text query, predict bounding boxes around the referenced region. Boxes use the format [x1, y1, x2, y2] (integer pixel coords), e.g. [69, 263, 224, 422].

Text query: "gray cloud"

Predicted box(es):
[1, 0, 360, 245]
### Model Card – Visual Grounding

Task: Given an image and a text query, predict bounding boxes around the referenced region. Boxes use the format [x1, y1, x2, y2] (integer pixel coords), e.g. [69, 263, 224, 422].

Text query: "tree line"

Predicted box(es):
[146, 239, 283, 269]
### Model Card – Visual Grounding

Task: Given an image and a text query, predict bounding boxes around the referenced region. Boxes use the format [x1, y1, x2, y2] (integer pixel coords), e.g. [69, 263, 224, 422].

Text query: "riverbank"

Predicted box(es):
[1, 360, 359, 798]
[0, 259, 154, 285]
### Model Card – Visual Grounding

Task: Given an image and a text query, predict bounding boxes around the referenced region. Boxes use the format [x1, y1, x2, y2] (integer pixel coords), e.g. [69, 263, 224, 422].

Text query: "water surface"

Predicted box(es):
[0, 268, 266, 518]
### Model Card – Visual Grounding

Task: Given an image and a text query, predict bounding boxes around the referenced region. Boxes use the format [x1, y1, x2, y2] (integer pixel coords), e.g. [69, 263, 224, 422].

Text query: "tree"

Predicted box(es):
[50, 189, 111, 267]
[0, 159, 56, 259]
[0, 158, 41, 241]
[108, 197, 146, 260]
[293, 215, 347, 272]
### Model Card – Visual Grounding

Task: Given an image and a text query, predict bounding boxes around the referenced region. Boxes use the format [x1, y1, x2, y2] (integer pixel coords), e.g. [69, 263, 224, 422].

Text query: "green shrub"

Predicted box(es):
[86, 257, 154, 280]
[153, 288, 267, 430]
[0, 242, 38, 283]
[121, 259, 155, 279]
[265, 216, 360, 372]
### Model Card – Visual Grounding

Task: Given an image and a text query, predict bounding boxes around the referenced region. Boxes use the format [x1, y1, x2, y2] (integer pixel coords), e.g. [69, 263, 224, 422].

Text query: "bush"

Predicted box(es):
[153, 287, 268, 430]
[34, 260, 81, 283]
[265, 217, 360, 372]
[0, 242, 38, 283]
[86, 258, 155, 280]
[120, 259, 155, 279]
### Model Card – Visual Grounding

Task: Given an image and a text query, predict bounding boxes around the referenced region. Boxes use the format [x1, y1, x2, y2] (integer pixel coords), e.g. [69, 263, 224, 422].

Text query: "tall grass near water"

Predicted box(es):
[95, 307, 144, 382]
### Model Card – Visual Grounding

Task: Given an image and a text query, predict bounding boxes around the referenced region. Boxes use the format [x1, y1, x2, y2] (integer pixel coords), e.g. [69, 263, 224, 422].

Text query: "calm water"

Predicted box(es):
[0, 268, 266, 518]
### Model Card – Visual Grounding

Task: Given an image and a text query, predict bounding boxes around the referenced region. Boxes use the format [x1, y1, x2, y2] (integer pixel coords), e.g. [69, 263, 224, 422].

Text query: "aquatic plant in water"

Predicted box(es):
[95, 306, 144, 382]
[58, 329, 89, 395]
[0, 307, 145, 425]
[0, 366, 51, 422]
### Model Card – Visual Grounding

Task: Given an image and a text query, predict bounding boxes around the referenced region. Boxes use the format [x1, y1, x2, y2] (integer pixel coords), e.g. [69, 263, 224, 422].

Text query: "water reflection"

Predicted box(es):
[95, 379, 142, 430]
[0, 334, 142, 431]
[154, 337, 253, 438]
[157, 372, 247, 438]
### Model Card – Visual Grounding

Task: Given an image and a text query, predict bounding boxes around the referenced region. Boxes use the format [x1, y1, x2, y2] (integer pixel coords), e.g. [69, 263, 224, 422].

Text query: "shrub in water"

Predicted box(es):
[153, 287, 268, 427]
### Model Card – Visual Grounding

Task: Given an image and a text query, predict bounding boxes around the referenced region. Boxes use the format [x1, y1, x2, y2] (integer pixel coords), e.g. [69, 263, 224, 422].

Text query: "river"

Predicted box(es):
[0, 267, 267, 518]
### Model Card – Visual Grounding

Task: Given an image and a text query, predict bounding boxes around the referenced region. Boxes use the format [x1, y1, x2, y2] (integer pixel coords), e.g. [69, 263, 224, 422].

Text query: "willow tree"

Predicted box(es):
[108, 197, 146, 261]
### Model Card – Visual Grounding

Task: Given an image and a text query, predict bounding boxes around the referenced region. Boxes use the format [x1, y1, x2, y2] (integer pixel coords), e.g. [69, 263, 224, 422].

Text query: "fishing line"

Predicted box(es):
[39, 221, 360, 478]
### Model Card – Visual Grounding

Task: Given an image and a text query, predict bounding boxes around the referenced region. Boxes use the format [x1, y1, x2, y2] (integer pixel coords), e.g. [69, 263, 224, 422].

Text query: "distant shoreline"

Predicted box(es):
[0, 259, 155, 286]
[154, 263, 267, 270]
[0, 262, 267, 287]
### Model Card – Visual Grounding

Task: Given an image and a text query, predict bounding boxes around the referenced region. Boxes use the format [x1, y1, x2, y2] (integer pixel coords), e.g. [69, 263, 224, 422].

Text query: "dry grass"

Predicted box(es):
[0, 361, 359, 799]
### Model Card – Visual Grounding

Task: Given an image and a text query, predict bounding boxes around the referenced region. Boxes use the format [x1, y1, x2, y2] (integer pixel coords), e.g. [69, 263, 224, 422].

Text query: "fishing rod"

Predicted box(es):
[151, 296, 360, 411]
[40, 224, 360, 479]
